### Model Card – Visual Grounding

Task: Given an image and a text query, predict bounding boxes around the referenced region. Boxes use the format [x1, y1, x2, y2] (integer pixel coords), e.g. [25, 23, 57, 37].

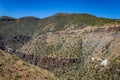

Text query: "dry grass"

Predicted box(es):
[0, 50, 58, 80]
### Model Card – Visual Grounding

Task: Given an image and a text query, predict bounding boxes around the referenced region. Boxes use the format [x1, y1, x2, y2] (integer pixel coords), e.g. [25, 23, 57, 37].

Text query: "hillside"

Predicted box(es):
[38, 13, 120, 34]
[0, 50, 58, 80]
[1, 13, 120, 53]
[0, 16, 40, 52]
[18, 24, 120, 79]
[0, 13, 120, 80]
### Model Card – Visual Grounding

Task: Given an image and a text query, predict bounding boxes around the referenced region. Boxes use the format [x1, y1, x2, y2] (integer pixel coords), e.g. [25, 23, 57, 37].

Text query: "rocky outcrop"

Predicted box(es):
[0, 42, 5, 50]
[0, 35, 32, 53]
[83, 26, 120, 33]
[15, 52, 82, 70]
[11, 35, 32, 44]
[54, 26, 120, 35]
[0, 35, 5, 50]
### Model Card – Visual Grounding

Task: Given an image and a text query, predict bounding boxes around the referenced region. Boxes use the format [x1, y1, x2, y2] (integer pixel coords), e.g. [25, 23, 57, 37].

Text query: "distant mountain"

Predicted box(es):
[0, 16, 16, 21]
[18, 16, 40, 20]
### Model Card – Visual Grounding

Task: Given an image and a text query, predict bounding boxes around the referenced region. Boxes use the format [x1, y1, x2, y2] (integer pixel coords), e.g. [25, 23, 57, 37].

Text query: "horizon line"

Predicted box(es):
[0, 12, 120, 20]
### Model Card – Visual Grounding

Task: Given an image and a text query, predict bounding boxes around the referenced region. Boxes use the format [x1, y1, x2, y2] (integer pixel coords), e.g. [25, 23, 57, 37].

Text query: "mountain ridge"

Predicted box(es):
[1, 13, 120, 19]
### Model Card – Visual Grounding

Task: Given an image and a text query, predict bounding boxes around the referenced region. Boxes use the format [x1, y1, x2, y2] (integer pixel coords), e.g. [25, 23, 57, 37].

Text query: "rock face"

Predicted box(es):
[0, 42, 5, 50]
[15, 52, 82, 70]
[83, 26, 120, 33]
[0, 35, 6, 50]
[0, 35, 32, 53]
[12, 35, 32, 44]
[101, 59, 108, 66]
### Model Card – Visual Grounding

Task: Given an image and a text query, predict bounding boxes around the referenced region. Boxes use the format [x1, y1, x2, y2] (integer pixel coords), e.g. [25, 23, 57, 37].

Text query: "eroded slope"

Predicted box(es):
[0, 50, 58, 80]
[17, 24, 120, 79]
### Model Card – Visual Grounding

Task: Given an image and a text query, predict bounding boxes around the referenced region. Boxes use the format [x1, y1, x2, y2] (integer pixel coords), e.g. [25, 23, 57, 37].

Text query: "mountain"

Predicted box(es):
[38, 13, 119, 33]
[0, 50, 58, 80]
[0, 13, 120, 80]
[18, 16, 40, 20]
[0, 16, 40, 52]
[17, 24, 120, 79]
[0, 16, 16, 21]
[0, 13, 120, 52]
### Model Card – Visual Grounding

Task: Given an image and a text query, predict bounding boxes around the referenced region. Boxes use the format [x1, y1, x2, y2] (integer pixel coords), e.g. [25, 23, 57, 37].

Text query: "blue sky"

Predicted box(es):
[0, 0, 120, 19]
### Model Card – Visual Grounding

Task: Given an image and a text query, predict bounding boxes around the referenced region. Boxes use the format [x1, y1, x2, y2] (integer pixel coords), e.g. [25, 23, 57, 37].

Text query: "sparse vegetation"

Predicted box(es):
[0, 50, 59, 80]
[0, 13, 120, 80]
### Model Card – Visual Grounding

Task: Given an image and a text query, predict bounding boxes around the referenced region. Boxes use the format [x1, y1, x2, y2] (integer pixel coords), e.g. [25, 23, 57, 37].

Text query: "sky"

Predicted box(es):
[0, 0, 120, 19]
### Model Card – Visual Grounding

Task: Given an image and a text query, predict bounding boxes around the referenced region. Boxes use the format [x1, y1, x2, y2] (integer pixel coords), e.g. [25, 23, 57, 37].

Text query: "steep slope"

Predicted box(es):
[0, 16, 40, 52]
[17, 24, 120, 80]
[0, 50, 58, 80]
